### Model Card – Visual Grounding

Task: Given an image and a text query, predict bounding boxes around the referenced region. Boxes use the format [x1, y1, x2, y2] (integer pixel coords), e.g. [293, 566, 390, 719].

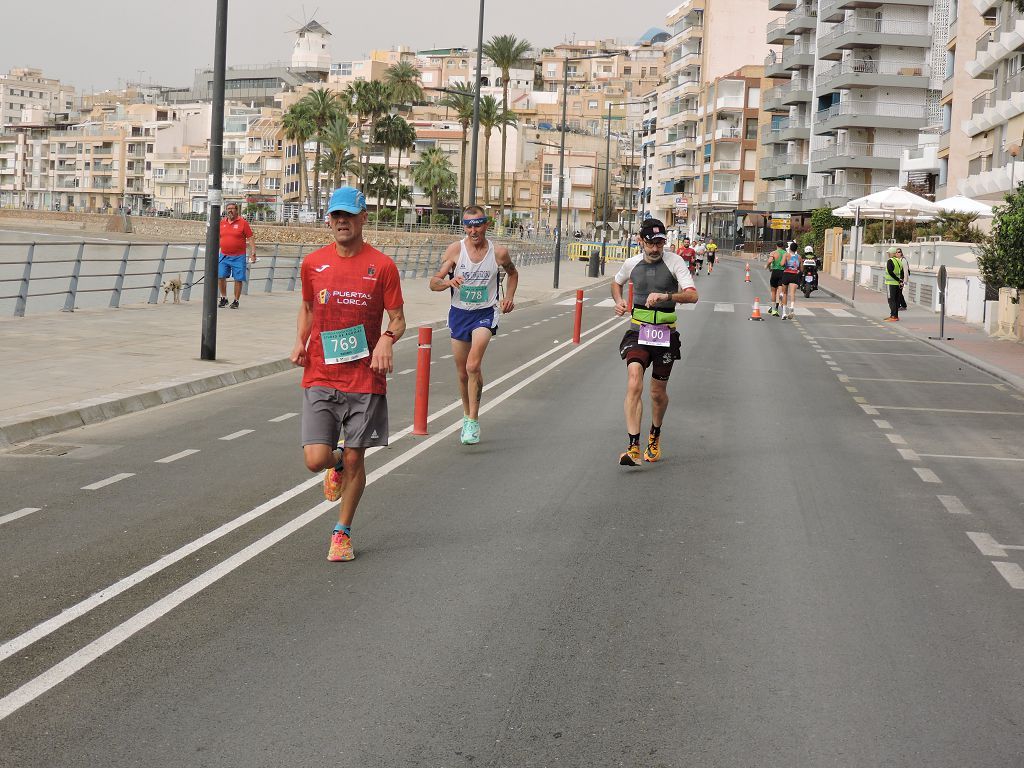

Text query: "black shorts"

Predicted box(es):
[782, 272, 801, 286]
[619, 327, 682, 381]
[707, 253, 716, 263]
[769, 269, 784, 288]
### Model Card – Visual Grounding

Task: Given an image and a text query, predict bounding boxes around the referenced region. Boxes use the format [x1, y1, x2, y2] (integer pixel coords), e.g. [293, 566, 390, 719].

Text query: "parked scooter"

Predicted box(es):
[801, 245, 819, 298]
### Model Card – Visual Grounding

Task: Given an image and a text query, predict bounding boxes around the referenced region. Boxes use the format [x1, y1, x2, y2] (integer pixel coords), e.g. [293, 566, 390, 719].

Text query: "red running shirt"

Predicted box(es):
[300, 242, 404, 394]
[219, 217, 253, 256]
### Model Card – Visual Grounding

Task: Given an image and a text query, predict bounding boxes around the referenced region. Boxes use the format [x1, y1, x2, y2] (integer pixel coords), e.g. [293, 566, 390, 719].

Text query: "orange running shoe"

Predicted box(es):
[323, 466, 345, 502]
[327, 530, 354, 562]
[619, 444, 641, 466]
[644, 433, 661, 462]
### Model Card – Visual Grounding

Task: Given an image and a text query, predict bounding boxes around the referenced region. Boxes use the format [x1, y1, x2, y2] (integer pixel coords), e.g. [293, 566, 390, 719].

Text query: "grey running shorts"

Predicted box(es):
[301, 387, 389, 448]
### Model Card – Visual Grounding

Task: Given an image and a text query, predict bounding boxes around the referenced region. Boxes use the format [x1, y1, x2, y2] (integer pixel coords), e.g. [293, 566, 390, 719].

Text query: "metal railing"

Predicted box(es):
[818, 16, 931, 48]
[810, 141, 909, 163]
[816, 58, 930, 86]
[0, 236, 556, 317]
[816, 101, 929, 122]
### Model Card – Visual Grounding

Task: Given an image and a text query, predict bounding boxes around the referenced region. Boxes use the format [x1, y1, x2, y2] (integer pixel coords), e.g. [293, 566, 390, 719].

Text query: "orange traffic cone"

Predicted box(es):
[744, 264, 751, 283]
[749, 296, 764, 321]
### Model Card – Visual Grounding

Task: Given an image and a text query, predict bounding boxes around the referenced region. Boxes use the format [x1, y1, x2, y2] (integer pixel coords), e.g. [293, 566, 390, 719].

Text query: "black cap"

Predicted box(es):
[639, 218, 668, 242]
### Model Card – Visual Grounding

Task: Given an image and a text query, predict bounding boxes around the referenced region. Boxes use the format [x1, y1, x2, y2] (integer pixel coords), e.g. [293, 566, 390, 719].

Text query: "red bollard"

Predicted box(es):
[412, 326, 432, 435]
[627, 280, 634, 310]
[572, 289, 584, 344]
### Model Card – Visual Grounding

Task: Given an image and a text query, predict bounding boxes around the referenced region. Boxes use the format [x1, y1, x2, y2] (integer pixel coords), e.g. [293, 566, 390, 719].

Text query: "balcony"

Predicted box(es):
[784, 4, 818, 36]
[809, 141, 907, 172]
[782, 78, 813, 105]
[768, 0, 797, 10]
[962, 69, 1024, 137]
[818, 0, 846, 23]
[764, 52, 788, 79]
[761, 119, 809, 144]
[815, 101, 928, 134]
[714, 126, 742, 141]
[815, 58, 930, 93]
[157, 172, 189, 184]
[760, 152, 808, 179]
[817, 15, 932, 61]
[660, 133, 699, 152]
[715, 95, 745, 113]
[781, 43, 815, 71]
[758, 188, 810, 213]
[767, 19, 789, 45]
[763, 86, 788, 112]
[661, 79, 701, 102]
[713, 159, 741, 172]
[666, 50, 702, 76]
[971, 89, 995, 117]
[816, 182, 891, 207]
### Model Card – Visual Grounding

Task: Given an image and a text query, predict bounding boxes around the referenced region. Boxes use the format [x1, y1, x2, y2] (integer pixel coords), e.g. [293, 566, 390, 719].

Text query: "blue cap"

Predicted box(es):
[326, 186, 366, 214]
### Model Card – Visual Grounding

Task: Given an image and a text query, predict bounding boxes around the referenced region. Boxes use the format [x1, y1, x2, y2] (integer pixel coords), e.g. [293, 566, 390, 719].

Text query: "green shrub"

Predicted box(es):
[977, 183, 1024, 298]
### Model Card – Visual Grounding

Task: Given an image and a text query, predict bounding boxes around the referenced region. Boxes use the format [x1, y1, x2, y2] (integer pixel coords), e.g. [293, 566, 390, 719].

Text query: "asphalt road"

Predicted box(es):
[2, 259, 1024, 766]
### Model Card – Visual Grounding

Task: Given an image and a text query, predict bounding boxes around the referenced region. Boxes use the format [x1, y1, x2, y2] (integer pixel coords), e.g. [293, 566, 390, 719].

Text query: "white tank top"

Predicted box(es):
[450, 237, 499, 311]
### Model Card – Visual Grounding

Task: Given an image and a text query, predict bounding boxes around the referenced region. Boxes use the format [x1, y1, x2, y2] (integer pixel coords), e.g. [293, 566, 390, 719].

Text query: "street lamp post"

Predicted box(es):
[552, 50, 612, 289]
[468, 0, 485, 206]
[596, 101, 646, 278]
[200, 0, 228, 361]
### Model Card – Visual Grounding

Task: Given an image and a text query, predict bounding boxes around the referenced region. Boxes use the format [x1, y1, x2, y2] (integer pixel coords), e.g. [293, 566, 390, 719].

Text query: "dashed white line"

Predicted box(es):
[396, 368, 415, 375]
[0, 507, 42, 527]
[859, 405, 880, 417]
[82, 473, 135, 491]
[853, 396, 867, 404]
[155, 449, 200, 464]
[897, 448, 920, 461]
[713, 303, 735, 312]
[873, 420, 892, 429]
[992, 561, 1024, 589]
[885, 433, 907, 445]
[967, 531, 1008, 557]
[937, 495, 969, 515]
[219, 430, 254, 441]
[268, 412, 297, 423]
[913, 468, 941, 484]
[441, 354, 453, 359]
[917, 453, 1024, 463]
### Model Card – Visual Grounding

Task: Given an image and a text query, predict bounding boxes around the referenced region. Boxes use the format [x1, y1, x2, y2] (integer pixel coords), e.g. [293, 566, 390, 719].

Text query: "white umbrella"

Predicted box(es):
[935, 195, 994, 217]
[846, 186, 939, 242]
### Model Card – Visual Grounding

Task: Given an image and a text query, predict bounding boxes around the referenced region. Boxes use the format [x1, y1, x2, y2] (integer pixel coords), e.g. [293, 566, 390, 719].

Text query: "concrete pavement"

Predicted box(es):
[0, 255, 610, 448]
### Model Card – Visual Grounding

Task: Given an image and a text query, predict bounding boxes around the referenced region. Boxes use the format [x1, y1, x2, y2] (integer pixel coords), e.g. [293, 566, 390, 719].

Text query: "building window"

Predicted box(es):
[623, 66, 631, 75]
[543, 163, 553, 182]
[745, 118, 758, 140]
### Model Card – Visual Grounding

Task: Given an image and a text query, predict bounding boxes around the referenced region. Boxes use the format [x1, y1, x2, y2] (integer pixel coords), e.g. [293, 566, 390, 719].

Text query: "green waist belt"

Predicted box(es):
[631, 307, 677, 326]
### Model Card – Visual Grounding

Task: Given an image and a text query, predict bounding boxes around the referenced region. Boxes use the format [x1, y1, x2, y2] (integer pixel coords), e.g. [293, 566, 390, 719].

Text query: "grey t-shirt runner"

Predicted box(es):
[614, 252, 696, 312]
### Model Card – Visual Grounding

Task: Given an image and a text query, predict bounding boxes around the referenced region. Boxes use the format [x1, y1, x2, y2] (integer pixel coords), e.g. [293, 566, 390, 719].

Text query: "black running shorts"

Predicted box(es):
[619, 328, 681, 381]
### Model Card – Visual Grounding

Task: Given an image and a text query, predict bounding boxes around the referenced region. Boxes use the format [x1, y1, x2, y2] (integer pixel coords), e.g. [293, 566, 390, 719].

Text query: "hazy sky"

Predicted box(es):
[4, 1, 675, 92]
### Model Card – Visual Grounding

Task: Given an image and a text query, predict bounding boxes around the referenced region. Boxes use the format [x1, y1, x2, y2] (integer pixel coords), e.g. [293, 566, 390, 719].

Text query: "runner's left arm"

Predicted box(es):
[496, 245, 517, 312]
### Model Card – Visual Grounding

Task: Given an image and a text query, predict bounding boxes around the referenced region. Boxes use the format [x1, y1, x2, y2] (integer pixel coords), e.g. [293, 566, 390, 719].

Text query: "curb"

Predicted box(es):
[818, 284, 1024, 395]
[0, 279, 613, 449]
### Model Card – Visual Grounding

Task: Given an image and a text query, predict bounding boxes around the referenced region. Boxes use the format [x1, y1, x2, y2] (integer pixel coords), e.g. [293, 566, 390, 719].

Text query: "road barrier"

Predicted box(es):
[750, 297, 764, 321]
[745, 264, 751, 283]
[413, 326, 433, 435]
[573, 289, 584, 344]
[566, 241, 640, 263]
[0, 237, 556, 317]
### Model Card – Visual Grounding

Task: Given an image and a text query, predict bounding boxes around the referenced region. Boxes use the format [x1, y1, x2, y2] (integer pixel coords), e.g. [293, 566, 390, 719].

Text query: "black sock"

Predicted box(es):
[628, 433, 640, 448]
[650, 425, 661, 438]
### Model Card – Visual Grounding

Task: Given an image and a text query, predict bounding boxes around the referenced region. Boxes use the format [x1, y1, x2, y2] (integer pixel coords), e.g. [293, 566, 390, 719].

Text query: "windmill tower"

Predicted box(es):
[291, 19, 332, 71]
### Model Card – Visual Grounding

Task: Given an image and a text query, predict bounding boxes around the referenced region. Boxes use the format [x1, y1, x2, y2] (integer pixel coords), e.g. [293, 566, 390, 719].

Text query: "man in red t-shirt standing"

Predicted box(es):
[290, 187, 406, 562]
[217, 202, 255, 309]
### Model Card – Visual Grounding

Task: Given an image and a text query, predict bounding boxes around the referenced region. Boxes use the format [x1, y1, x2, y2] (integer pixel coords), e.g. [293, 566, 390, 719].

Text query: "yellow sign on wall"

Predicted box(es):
[769, 213, 792, 230]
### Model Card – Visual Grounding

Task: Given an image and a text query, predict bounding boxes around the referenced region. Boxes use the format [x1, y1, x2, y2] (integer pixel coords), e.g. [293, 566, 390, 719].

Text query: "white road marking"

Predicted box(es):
[873, 406, 1024, 416]
[829, 366, 842, 371]
[885, 433, 906, 445]
[81, 473, 135, 491]
[0, 317, 626, 722]
[268, 412, 298, 423]
[837, 374, 850, 382]
[680, 304, 697, 311]
[873, 420, 892, 429]
[556, 297, 589, 305]
[155, 449, 200, 464]
[845, 386, 858, 393]
[967, 532, 1009, 557]
[897, 448, 920, 461]
[396, 368, 415, 375]
[824, 308, 853, 317]
[219, 429, 254, 441]
[713, 303, 735, 312]
[913, 468, 941, 483]
[0, 508, 42, 527]
[441, 354, 453, 359]
[793, 307, 814, 316]
[937, 495, 969, 515]
[993, 562, 1024, 589]
[595, 298, 616, 307]
[804, 337, 920, 342]
[917, 453, 1024, 462]
[511, 329, 521, 333]
[860, 405, 880, 416]
[0, 315, 626, 673]
[853, 396, 867, 403]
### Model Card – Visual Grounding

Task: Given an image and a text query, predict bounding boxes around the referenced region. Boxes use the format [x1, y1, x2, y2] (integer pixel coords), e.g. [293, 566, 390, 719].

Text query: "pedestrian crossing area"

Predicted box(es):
[576, 296, 853, 317]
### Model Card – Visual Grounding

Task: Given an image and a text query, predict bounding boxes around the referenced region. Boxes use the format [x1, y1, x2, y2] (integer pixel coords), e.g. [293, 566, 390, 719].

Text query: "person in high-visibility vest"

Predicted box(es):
[884, 246, 905, 322]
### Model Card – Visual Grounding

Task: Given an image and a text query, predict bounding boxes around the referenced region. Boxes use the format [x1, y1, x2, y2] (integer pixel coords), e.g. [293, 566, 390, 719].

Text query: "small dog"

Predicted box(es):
[161, 274, 183, 304]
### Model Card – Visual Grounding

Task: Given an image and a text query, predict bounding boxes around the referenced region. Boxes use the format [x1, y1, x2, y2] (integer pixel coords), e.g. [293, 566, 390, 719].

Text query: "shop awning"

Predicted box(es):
[242, 174, 261, 184]
[241, 153, 261, 164]
[742, 214, 766, 228]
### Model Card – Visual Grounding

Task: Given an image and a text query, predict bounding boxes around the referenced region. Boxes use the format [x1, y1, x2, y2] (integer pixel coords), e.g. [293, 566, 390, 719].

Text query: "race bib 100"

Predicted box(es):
[638, 323, 671, 347]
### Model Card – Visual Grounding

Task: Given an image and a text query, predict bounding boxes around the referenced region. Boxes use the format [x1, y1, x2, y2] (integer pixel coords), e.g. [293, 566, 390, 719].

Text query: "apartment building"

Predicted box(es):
[960, 0, 1024, 201]
[654, 0, 782, 231]
[760, 0, 941, 217]
[0, 67, 76, 127]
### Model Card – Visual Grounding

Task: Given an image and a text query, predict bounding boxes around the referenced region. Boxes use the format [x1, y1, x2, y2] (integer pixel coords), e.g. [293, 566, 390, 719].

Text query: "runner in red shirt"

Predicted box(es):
[675, 237, 697, 275]
[290, 186, 405, 562]
[217, 202, 255, 309]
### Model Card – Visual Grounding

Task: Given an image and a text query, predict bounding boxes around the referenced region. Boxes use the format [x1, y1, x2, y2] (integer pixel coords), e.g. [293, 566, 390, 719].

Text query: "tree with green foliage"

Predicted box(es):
[281, 103, 315, 207]
[483, 34, 532, 224]
[344, 80, 392, 192]
[439, 82, 476, 210]
[977, 184, 1024, 301]
[389, 120, 417, 217]
[384, 61, 424, 108]
[297, 88, 345, 214]
[807, 207, 845, 254]
[411, 146, 457, 220]
[318, 114, 362, 191]
[477, 95, 516, 207]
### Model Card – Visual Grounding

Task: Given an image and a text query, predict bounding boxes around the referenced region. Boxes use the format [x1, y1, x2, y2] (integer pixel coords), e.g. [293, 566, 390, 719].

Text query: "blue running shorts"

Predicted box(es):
[448, 305, 498, 342]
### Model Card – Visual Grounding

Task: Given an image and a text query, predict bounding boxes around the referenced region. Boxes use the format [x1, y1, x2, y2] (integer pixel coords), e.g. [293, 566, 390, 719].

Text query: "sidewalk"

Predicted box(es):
[0, 257, 610, 448]
[816, 270, 1024, 393]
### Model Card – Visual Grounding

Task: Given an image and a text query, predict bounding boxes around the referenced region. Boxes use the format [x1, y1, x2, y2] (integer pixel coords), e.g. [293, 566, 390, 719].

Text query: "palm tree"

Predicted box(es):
[483, 35, 532, 225]
[386, 117, 416, 215]
[281, 103, 314, 207]
[392, 183, 414, 230]
[297, 87, 344, 214]
[365, 163, 394, 213]
[373, 114, 404, 198]
[385, 61, 424, 109]
[477, 95, 517, 209]
[319, 114, 362, 189]
[439, 82, 475, 210]
[411, 146, 456, 220]
[345, 80, 392, 192]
